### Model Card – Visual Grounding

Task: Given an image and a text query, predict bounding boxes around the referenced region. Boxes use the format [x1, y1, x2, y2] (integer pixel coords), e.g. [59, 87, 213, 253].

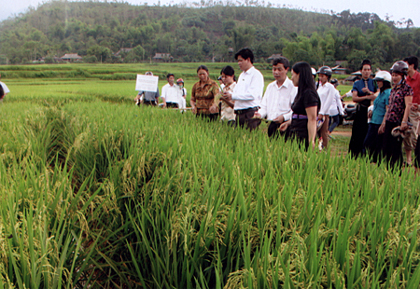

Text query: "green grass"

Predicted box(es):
[0, 64, 419, 288]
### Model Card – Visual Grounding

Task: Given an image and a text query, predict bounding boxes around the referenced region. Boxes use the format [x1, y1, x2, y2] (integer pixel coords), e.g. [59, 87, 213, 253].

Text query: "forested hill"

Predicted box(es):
[0, 1, 419, 69]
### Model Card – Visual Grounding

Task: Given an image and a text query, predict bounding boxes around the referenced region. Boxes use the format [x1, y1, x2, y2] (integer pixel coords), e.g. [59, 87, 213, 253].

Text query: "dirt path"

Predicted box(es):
[331, 130, 352, 137]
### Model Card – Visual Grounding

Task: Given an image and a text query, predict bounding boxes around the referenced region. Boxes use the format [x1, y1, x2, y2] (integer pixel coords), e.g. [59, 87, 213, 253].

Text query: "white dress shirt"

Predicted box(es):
[258, 78, 297, 121]
[329, 89, 344, 116]
[232, 66, 264, 110]
[317, 82, 335, 116]
[161, 83, 182, 104]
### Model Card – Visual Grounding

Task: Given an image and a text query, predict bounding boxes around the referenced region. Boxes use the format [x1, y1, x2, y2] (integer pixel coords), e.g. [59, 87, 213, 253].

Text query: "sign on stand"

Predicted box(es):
[135, 74, 159, 92]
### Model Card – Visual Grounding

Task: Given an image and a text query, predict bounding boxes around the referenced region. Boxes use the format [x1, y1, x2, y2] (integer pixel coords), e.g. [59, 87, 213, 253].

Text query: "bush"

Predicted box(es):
[83, 55, 98, 63]
[44, 56, 55, 64]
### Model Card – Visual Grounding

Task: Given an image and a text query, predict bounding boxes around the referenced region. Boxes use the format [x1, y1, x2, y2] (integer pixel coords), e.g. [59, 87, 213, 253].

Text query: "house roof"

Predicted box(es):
[152, 53, 173, 59]
[332, 65, 347, 71]
[114, 48, 132, 56]
[61, 53, 83, 60]
[267, 54, 283, 60]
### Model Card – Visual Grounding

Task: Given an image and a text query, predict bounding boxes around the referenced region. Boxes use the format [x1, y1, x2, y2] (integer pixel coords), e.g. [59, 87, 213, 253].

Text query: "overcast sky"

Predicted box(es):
[2, 0, 419, 28]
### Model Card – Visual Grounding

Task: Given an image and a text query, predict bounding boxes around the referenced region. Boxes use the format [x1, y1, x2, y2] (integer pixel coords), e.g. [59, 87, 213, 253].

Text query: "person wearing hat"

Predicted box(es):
[176, 78, 187, 112]
[379, 61, 414, 168]
[363, 71, 392, 162]
[348, 59, 377, 158]
[316, 66, 335, 149]
[134, 71, 160, 106]
[328, 78, 345, 134]
[311, 67, 317, 85]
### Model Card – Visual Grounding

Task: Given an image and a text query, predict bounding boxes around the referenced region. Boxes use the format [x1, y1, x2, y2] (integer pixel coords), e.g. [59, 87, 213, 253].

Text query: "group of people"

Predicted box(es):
[136, 48, 420, 170]
[136, 48, 337, 150]
[135, 71, 187, 111]
[349, 57, 420, 171]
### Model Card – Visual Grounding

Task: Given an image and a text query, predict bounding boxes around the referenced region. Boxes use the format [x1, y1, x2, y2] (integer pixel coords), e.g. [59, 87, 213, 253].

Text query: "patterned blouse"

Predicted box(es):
[386, 80, 413, 123]
[191, 78, 220, 115]
[220, 82, 236, 121]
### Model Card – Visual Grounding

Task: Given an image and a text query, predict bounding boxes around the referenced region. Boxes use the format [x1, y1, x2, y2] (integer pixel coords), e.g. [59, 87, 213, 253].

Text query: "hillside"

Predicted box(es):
[0, 1, 419, 69]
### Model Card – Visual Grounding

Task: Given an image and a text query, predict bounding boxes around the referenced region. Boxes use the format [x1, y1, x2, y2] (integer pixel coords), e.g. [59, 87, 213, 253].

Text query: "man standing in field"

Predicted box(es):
[161, 73, 182, 108]
[135, 71, 160, 106]
[223, 48, 264, 131]
[253, 57, 297, 138]
[403, 56, 420, 166]
[0, 73, 10, 103]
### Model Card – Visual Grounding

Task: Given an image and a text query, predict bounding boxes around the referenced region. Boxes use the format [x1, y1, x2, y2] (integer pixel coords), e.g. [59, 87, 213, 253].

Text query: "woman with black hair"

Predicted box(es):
[219, 66, 236, 126]
[363, 71, 392, 162]
[348, 59, 377, 158]
[191, 65, 220, 120]
[379, 61, 413, 168]
[280, 62, 320, 149]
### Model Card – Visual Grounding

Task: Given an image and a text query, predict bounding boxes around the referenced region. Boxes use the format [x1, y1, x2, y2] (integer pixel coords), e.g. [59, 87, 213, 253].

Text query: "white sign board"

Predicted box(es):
[135, 74, 159, 92]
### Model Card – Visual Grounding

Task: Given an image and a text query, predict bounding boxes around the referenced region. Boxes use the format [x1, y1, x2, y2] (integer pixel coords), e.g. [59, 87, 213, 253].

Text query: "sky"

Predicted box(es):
[1, 0, 419, 28]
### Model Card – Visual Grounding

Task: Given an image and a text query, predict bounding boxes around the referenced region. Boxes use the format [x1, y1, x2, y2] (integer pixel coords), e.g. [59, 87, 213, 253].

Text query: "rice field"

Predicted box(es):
[0, 64, 419, 288]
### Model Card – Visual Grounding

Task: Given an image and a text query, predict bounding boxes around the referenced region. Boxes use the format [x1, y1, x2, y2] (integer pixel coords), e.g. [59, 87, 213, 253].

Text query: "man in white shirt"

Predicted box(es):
[161, 73, 182, 108]
[0, 74, 10, 103]
[254, 57, 297, 138]
[223, 48, 264, 131]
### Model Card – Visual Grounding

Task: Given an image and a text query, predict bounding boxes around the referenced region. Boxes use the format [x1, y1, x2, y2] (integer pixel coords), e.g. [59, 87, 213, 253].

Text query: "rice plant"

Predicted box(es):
[0, 74, 419, 288]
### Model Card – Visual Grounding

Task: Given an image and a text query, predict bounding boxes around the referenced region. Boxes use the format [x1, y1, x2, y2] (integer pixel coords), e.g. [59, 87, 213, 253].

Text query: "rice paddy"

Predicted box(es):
[0, 63, 419, 288]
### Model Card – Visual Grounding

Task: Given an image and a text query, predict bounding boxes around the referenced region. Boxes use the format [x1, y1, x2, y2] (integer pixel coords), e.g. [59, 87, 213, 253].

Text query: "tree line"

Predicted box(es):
[0, 1, 419, 71]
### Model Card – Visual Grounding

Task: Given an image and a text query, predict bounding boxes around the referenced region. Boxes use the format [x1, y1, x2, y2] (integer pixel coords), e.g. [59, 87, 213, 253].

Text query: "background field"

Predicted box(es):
[1, 63, 418, 289]
[1, 62, 353, 103]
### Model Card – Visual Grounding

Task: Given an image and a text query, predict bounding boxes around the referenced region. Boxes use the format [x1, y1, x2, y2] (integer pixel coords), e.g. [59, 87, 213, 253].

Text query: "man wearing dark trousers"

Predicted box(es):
[254, 57, 296, 138]
[223, 48, 264, 131]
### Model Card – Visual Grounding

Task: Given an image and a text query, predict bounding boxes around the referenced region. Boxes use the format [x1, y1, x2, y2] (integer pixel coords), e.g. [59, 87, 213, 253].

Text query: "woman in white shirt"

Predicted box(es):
[219, 66, 237, 126]
[316, 66, 336, 149]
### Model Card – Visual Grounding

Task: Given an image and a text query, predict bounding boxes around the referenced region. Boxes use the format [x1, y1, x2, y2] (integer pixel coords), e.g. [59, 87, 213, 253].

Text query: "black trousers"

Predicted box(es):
[383, 121, 403, 168]
[166, 102, 179, 108]
[143, 100, 156, 106]
[363, 123, 383, 163]
[196, 113, 219, 121]
[235, 108, 261, 131]
[349, 105, 368, 158]
[285, 119, 309, 150]
[267, 121, 286, 138]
